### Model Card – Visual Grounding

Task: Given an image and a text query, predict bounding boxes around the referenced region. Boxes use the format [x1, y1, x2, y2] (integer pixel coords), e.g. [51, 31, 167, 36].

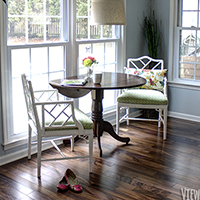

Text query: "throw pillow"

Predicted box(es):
[125, 68, 167, 92]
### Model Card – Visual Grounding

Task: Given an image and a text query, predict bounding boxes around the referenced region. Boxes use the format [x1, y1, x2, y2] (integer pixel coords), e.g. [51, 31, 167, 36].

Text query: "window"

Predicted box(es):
[1, 0, 125, 149]
[76, 0, 121, 114]
[3, 0, 67, 147]
[174, 0, 200, 82]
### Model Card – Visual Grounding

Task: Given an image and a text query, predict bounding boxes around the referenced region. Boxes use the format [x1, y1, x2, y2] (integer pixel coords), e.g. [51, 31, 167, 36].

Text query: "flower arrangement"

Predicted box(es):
[82, 56, 97, 67]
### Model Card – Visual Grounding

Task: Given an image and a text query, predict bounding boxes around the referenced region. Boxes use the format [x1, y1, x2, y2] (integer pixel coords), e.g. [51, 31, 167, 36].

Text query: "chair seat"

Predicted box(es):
[117, 89, 168, 105]
[45, 107, 93, 131]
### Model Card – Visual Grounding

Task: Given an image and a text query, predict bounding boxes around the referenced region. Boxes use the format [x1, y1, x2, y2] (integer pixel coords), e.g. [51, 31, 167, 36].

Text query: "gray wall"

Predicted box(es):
[126, 0, 149, 58]
[169, 87, 200, 116]
[126, 0, 170, 66]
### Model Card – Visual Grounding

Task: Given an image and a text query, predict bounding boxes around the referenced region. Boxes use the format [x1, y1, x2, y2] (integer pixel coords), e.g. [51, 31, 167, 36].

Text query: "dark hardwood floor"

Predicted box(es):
[1, 117, 200, 200]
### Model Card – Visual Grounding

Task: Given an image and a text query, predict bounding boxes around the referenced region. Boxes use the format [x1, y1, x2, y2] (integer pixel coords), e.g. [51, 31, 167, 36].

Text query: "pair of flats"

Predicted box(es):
[57, 169, 83, 193]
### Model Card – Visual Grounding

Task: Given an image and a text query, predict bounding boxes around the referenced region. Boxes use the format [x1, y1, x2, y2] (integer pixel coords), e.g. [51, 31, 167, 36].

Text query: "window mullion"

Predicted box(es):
[25, 0, 28, 43]
[44, 0, 46, 41]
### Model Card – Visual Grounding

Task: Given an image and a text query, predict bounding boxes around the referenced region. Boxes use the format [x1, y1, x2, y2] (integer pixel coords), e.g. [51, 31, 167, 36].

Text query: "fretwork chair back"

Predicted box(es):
[21, 74, 93, 178]
[116, 56, 168, 140]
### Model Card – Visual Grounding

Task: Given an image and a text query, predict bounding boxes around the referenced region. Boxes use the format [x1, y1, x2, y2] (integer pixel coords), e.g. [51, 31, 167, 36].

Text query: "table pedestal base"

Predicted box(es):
[91, 90, 130, 157]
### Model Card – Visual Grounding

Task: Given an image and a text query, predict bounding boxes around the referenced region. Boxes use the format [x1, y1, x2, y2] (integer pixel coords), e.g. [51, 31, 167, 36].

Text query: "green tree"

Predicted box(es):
[8, 0, 25, 34]
[46, 0, 60, 16]
[76, 0, 88, 16]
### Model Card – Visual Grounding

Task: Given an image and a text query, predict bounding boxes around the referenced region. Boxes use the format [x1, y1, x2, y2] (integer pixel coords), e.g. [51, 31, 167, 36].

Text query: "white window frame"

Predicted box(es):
[1, 0, 69, 150]
[169, 0, 200, 90]
[1, 0, 126, 150]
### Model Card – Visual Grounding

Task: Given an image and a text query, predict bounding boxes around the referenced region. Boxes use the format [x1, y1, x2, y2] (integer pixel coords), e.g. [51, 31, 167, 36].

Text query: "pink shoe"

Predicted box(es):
[57, 176, 69, 191]
[65, 169, 83, 193]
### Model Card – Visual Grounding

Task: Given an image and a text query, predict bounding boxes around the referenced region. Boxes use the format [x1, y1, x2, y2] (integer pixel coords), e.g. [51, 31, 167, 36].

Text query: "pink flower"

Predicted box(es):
[82, 56, 97, 67]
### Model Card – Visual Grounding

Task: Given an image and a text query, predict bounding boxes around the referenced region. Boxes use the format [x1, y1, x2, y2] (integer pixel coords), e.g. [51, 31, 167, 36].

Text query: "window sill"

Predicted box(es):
[2, 135, 35, 151]
[168, 79, 200, 91]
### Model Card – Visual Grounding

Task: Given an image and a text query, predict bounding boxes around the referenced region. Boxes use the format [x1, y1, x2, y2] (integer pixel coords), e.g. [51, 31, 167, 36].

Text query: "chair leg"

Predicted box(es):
[158, 109, 162, 128]
[163, 108, 167, 140]
[126, 107, 130, 125]
[37, 136, 42, 178]
[89, 134, 93, 173]
[116, 103, 120, 135]
[28, 124, 32, 160]
[70, 135, 74, 152]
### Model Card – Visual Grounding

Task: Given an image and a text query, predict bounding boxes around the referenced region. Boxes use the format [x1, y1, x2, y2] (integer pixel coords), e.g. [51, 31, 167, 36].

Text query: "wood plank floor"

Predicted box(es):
[1, 117, 200, 200]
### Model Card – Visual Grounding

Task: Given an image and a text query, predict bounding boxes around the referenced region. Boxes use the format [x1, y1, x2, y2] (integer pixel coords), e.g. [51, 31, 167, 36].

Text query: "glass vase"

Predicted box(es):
[87, 66, 93, 78]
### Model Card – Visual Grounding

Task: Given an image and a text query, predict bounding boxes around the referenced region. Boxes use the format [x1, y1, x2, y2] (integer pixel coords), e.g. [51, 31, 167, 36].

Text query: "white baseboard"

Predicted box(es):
[168, 111, 200, 122]
[0, 141, 63, 166]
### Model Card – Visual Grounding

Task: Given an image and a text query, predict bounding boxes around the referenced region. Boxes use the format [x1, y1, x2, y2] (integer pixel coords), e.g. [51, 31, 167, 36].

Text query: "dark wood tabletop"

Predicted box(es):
[50, 72, 146, 90]
[49, 72, 146, 98]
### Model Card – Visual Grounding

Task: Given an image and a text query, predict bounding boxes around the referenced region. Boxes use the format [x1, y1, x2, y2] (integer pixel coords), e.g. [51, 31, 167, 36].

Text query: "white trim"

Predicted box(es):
[168, 111, 200, 122]
[168, 81, 200, 90]
[168, 0, 176, 82]
[0, 141, 63, 166]
[0, 1, 14, 146]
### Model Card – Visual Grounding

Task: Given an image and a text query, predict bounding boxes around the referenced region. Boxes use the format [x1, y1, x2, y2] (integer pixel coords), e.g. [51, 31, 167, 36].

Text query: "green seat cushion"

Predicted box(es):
[117, 89, 168, 105]
[45, 107, 93, 131]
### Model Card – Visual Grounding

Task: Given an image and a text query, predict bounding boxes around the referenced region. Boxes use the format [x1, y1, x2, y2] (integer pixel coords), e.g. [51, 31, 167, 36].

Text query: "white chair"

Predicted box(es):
[21, 74, 93, 178]
[116, 56, 168, 140]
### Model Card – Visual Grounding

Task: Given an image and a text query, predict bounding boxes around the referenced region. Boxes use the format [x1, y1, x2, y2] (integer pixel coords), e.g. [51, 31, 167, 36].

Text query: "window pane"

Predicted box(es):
[182, 11, 197, 27]
[8, 17, 26, 45]
[76, 18, 88, 39]
[12, 78, 27, 135]
[8, 0, 25, 15]
[76, 0, 88, 16]
[90, 25, 101, 39]
[78, 44, 91, 75]
[28, 0, 43, 15]
[75, 0, 119, 40]
[46, 0, 61, 16]
[183, 0, 198, 10]
[79, 93, 91, 114]
[105, 42, 116, 64]
[103, 25, 113, 38]
[28, 17, 44, 43]
[180, 30, 196, 46]
[104, 64, 116, 72]
[49, 46, 64, 72]
[46, 18, 61, 42]
[31, 47, 48, 75]
[179, 63, 195, 79]
[31, 74, 49, 90]
[104, 90, 115, 108]
[11, 49, 30, 78]
[93, 43, 104, 66]
[49, 72, 64, 82]
[196, 64, 200, 79]
[8, 0, 63, 44]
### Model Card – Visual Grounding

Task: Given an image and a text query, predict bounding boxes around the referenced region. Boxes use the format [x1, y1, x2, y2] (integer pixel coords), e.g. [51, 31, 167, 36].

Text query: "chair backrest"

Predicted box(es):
[21, 74, 41, 132]
[21, 74, 84, 134]
[127, 56, 164, 70]
[125, 56, 166, 92]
